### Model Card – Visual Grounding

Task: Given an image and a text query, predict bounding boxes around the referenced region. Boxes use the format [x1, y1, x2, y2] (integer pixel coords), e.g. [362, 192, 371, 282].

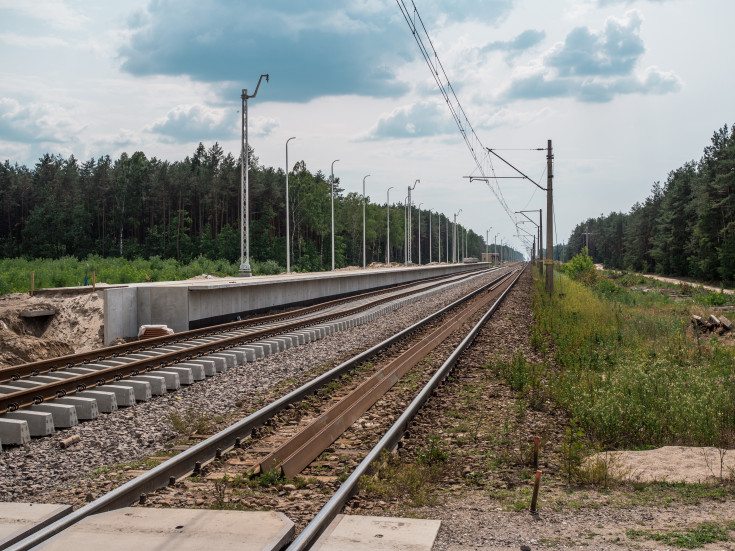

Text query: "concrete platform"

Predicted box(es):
[36, 508, 294, 551]
[311, 515, 441, 551]
[0, 502, 72, 549]
[103, 263, 486, 344]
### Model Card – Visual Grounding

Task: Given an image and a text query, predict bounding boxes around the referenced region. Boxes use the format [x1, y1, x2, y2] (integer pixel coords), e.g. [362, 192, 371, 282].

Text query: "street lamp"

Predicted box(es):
[239, 73, 269, 277]
[362, 175, 370, 269]
[330, 159, 339, 271]
[407, 180, 418, 265]
[386, 187, 394, 265]
[486, 227, 492, 263]
[285, 136, 295, 274]
[453, 209, 462, 263]
[417, 203, 423, 265]
[494, 233, 499, 265]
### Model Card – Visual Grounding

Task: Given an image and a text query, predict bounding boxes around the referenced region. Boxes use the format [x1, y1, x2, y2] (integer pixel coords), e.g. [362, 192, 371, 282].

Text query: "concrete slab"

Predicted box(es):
[144, 370, 180, 391]
[0, 417, 31, 445]
[172, 363, 205, 381]
[113, 380, 152, 401]
[131, 375, 167, 395]
[36, 508, 294, 551]
[186, 359, 217, 377]
[157, 368, 194, 386]
[30, 403, 79, 428]
[237, 344, 265, 360]
[76, 390, 118, 413]
[311, 515, 441, 551]
[259, 339, 284, 353]
[55, 397, 99, 420]
[0, 502, 72, 549]
[205, 353, 235, 370]
[97, 385, 136, 407]
[230, 346, 256, 362]
[5, 411, 55, 436]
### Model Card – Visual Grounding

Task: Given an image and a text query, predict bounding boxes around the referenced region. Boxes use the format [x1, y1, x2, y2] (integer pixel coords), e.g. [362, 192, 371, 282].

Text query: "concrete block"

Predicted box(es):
[0, 418, 30, 445]
[185, 359, 217, 377]
[131, 375, 167, 395]
[0, 502, 73, 549]
[205, 353, 235, 370]
[223, 349, 246, 365]
[96, 385, 136, 407]
[112, 380, 152, 401]
[5, 411, 55, 436]
[55, 397, 99, 420]
[254, 341, 273, 356]
[239, 344, 265, 360]
[230, 346, 256, 362]
[260, 339, 284, 353]
[76, 390, 118, 413]
[172, 363, 205, 381]
[144, 370, 180, 391]
[157, 368, 193, 386]
[30, 403, 78, 428]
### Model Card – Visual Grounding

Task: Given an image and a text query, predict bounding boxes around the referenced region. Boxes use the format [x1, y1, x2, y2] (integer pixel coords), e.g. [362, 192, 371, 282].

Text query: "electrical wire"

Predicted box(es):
[395, 0, 514, 221]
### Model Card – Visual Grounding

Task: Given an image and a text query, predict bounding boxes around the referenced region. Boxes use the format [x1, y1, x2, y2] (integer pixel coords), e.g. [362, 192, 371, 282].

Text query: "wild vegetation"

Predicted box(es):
[566, 123, 735, 284]
[529, 253, 735, 450]
[0, 144, 519, 274]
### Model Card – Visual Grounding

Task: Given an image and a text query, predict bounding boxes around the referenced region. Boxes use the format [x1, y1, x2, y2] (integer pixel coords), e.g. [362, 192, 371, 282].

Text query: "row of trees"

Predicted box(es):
[0, 143, 520, 271]
[566, 124, 735, 283]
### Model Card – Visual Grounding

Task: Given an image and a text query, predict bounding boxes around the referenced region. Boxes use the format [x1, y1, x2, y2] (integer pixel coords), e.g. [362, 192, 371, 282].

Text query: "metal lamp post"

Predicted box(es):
[453, 209, 462, 263]
[362, 175, 370, 269]
[417, 203, 423, 265]
[239, 73, 269, 277]
[330, 159, 339, 271]
[407, 180, 418, 265]
[494, 233, 499, 265]
[386, 187, 394, 265]
[285, 136, 295, 273]
[486, 227, 492, 263]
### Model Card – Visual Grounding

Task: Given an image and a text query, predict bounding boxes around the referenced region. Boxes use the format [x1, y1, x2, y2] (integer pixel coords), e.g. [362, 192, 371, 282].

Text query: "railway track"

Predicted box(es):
[0, 268, 492, 443]
[5, 263, 525, 551]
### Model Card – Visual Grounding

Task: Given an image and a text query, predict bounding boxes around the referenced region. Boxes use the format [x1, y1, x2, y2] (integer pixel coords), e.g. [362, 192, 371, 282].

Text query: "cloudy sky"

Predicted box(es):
[1, 0, 733, 257]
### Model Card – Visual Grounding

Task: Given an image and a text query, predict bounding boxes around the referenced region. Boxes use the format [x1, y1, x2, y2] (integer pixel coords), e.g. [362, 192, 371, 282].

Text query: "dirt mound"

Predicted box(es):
[0, 291, 104, 368]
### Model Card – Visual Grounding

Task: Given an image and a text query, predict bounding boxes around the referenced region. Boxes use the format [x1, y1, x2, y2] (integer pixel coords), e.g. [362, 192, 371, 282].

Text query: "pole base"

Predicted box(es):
[238, 262, 252, 278]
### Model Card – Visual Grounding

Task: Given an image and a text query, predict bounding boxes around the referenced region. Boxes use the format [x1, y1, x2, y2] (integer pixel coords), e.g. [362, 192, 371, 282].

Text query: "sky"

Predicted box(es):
[1, 0, 734, 259]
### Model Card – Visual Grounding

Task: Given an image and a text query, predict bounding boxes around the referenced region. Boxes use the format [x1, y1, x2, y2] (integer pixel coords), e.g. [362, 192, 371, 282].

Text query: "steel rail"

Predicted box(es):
[286, 263, 527, 551]
[0, 268, 485, 384]
[0, 269, 494, 413]
[257, 270, 515, 478]
[6, 267, 514, 551]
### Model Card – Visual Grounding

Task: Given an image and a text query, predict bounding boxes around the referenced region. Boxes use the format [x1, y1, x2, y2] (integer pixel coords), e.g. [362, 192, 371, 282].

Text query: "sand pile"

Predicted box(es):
[0, 291, 104, 367]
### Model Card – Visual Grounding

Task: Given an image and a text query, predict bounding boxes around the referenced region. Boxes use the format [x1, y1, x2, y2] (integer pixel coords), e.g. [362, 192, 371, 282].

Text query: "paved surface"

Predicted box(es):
[35, 508, 294, 551]
[311, 514, 441, 551]
[0, 502, 72, 549]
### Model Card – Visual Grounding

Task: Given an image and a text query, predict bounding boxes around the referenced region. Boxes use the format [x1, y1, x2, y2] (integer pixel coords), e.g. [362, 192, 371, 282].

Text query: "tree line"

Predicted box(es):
[566, 124, 735, 283]
[0, 143, 520, 271]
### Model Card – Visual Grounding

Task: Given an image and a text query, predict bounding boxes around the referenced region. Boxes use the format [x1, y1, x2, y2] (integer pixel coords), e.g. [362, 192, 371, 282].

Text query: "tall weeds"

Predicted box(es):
[534, 274, 735, 448]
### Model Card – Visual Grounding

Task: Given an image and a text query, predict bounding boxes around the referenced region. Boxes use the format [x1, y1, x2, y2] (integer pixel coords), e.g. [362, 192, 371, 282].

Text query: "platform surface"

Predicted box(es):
[35, 508, 294, 551]
[311, 514, 441, 551]
[0, 502, 72, 549]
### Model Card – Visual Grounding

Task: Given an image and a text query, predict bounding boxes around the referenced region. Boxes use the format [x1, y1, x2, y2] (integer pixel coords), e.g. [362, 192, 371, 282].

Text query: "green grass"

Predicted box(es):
[532, 270, 735, 448]
[627, 521, 735, 548]
[0, 255, 285, 295]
